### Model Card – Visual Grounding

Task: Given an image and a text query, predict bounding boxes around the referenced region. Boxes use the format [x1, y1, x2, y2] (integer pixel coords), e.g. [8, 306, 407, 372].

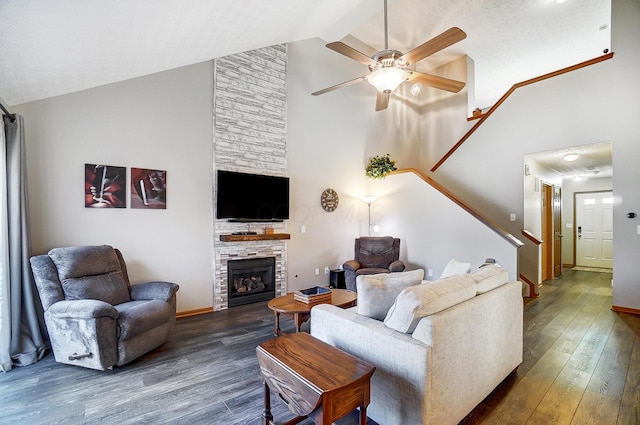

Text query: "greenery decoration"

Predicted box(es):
[365, 154, 397, 179]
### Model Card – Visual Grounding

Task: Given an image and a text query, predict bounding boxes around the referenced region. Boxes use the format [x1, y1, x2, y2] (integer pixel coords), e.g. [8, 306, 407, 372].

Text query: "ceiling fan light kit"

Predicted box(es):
[312, 0, 467, 111]
[367, 66, 409, 93]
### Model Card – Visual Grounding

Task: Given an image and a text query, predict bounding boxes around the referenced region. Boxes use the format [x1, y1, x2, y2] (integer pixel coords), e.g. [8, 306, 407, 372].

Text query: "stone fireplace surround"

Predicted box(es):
[212, 44, 288, 310]
[214, 238, 286, 310]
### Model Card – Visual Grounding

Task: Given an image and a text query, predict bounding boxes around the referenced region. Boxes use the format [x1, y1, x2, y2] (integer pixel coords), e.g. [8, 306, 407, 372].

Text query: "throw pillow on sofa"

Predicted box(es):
[356, 269, 425, 321]
[384, 274, 476, 333]
[470, 264, 509, 294]
[440, 258, 471, 279]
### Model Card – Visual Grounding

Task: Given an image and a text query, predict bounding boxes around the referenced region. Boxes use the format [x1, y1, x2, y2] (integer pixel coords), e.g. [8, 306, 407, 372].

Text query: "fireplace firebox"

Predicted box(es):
[227, 257, 276, 307]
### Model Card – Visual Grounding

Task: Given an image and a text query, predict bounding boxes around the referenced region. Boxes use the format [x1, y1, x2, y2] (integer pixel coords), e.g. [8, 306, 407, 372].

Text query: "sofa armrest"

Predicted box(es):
[311, 304, 430, 425]
[130, 281, 179, 302]
[411, 280, 523, 425]
[47, 299, 119, 320]
[342, 260, 360, 271]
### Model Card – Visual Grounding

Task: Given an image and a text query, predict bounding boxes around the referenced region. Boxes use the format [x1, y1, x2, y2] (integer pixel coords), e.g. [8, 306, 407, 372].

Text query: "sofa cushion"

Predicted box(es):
[356, 269, 425, 320]
[470, 265, 509, 294]
[61, 271, 131, 306]
[440, 258, 471, 279]
[384, 274, 477, 333]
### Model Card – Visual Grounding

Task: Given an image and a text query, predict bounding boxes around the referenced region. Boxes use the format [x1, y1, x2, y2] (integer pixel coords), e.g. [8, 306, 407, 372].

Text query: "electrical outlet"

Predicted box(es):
[324, 267, 329, 274]
[301, 225, 306, 234]
[510, 213, 516, 221]
[427, 269, 434, 278]
[315, 267, 319, 275]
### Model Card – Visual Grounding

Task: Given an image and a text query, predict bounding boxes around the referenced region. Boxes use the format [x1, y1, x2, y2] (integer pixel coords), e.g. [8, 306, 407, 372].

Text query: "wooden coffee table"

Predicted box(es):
[256, 332, 375, 425]
[267, 288, 356, 336]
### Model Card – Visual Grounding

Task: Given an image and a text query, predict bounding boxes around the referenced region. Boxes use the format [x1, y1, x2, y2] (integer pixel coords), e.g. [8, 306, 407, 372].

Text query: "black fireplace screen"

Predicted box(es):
[227, 257, 276, 307]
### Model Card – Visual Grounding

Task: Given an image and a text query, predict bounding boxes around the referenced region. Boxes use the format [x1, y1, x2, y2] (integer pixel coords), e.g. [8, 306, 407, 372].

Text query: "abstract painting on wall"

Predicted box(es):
[130, 168, 167, 209]
[85, 164, 127, 208]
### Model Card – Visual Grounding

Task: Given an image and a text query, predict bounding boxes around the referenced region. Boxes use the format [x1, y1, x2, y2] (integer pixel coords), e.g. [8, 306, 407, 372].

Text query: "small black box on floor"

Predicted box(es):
[329, 269, 346, 289]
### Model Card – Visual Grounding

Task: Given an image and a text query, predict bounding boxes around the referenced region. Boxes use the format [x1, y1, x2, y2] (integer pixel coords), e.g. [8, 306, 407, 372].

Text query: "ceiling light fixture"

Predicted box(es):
[572, 176, 584, 182]
[367, 67, 409, 93]
[563, 153, 579, 162]
[411, 83, 422, 96]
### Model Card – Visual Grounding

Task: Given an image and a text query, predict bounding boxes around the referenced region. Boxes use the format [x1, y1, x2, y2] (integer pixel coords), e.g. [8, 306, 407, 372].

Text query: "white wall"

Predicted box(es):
[14, 62, 215, 313]
[286, 37, 420, 290]
[433, 0, 640, 309]
[286, 38, 518, 290]
[11, 0, 638, 312]
[523, 157, 563, 239]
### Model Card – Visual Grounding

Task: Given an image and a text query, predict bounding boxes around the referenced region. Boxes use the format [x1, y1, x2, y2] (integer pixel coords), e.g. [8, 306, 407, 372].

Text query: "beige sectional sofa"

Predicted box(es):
[310, 266, 523, 425]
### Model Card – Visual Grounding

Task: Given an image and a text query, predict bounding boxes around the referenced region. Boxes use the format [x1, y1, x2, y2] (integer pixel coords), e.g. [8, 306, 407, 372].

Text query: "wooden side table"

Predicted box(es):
[267, 288, 357, 336]
[256, 332, 375, 425]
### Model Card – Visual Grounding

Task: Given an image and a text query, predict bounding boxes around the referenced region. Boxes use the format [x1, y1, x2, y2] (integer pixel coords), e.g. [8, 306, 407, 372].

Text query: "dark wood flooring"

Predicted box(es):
[1, 269, 637, 425]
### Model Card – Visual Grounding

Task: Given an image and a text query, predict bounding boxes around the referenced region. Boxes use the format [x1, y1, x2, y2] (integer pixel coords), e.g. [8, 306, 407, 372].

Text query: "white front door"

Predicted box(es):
[575, 191, 613, 268]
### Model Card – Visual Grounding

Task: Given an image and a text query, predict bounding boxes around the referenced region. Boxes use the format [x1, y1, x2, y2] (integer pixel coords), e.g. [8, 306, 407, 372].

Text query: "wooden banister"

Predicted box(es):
[521, 229, 542, 245]
[391, 168, 523, 248]
[431, 52, 614, 172]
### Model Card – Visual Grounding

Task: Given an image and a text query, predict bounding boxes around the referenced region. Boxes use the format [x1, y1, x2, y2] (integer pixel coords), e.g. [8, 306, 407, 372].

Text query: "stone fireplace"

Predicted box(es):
[227, 257, 275, 307]
[212, 44, 288, 310]
[214, 235, 287, 310]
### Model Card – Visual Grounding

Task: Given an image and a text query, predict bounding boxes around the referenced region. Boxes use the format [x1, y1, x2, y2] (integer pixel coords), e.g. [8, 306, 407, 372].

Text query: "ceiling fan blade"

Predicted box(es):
[312, 76, 368, 96]
[375, 92, 389, 111]
[326, 42, 378, 67]
[399, 27, 467, 65]
[407, 71, 465, 93]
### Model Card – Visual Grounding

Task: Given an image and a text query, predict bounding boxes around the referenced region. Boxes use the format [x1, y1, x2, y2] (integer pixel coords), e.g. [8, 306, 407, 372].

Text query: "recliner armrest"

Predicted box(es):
[342, 260, 361, 271]
[389, 260, 406, 272]
[130, 281, 179, 303]
[47, 299, 119, 320]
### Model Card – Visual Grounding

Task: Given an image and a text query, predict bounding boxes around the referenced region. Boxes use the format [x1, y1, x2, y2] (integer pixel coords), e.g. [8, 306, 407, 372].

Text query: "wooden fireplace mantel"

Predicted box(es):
[220, 233, 291, 242]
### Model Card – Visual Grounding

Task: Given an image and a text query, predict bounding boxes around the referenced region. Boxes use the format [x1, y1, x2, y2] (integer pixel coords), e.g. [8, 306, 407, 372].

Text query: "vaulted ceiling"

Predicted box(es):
[0, 0, 610, 110]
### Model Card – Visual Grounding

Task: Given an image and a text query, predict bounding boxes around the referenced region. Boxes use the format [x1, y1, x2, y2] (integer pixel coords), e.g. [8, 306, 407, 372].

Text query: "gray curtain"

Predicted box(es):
[1, 114, 46, 371]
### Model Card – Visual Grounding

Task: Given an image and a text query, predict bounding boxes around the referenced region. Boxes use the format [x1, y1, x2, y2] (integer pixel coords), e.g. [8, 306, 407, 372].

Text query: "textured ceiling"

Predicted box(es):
[0, 0, 374, 106]
[526, 142, 613, 180]
[0, 0, 610, 110]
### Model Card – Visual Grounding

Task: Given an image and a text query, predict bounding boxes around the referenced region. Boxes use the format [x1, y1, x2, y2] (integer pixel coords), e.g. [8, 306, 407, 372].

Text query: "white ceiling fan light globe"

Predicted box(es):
[367, 67, 409, 93]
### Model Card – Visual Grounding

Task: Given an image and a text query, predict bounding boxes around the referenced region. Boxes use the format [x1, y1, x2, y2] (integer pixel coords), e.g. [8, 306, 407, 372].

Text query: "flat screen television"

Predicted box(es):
[216, 170, 289, 222]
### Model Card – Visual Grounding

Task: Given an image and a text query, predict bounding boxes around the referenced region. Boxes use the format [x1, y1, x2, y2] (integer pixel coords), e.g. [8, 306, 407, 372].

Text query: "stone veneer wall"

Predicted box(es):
[212, 45, 288, 310]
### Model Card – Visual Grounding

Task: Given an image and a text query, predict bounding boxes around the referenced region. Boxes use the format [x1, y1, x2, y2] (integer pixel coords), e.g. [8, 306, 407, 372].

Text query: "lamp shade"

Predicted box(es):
[361, 196, 378, 204]
[367, 67, 408, 93]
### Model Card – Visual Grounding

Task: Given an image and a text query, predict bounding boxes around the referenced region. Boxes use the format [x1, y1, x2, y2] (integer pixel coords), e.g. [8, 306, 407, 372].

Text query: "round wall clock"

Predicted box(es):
[320, 188, 339, 212]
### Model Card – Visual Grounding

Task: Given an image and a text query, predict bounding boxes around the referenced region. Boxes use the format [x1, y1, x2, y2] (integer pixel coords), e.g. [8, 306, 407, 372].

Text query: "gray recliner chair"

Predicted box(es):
[30, 245, 179, 370]
[342, 236, 405, 292]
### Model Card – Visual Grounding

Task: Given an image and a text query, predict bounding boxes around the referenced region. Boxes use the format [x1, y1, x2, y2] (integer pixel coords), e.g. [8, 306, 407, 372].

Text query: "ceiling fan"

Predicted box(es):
[312, 0, 467, 111]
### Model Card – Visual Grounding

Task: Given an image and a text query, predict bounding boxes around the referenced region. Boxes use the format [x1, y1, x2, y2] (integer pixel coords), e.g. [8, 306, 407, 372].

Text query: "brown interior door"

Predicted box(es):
[541, 184, 552, 281]
[553, 186, 562, 276]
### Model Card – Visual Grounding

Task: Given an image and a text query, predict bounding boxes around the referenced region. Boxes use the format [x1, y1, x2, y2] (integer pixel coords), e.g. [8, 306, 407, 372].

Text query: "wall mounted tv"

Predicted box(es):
[216, 170, 290, 222]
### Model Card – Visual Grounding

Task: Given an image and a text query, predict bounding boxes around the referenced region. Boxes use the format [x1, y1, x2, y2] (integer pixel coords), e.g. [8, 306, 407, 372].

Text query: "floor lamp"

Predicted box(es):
[361, 196, 378, 236]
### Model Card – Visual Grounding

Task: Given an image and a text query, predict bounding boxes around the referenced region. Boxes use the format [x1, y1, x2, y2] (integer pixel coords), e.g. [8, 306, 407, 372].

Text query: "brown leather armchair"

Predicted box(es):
[343, 236, 405, 291]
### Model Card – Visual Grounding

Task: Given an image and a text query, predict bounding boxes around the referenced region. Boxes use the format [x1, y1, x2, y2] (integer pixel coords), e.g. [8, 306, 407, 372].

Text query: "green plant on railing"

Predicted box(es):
[365, 154, 397, 179]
